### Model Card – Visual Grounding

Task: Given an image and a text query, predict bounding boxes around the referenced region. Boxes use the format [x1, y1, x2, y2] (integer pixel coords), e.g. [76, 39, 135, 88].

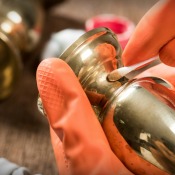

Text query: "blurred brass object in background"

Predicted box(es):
[58, 28, 175, 175]
[0, 0, 43, 100]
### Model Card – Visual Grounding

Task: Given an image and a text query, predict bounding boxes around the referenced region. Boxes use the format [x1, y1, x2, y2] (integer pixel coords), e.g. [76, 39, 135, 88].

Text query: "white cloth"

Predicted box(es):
[0, 158, 42, 175]
[41, 28, 85, 59]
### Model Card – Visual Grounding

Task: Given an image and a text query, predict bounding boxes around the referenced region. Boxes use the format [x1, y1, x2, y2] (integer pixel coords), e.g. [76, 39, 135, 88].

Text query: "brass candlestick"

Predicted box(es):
[38, 27, 175, 175]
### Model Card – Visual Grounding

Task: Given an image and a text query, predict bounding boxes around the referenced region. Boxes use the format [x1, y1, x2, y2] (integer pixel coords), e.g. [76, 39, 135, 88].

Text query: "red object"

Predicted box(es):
[85, 14, 135, 49]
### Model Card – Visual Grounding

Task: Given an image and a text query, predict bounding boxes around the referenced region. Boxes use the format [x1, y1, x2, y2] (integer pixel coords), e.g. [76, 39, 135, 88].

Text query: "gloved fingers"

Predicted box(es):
[136, 63, 175, 90]
[159, 37, 175, 67]
[50, 127, 71, 174]
[122, 0, 175, 66]
[36, 58, 108, 143]
[37, 58, 133, 175]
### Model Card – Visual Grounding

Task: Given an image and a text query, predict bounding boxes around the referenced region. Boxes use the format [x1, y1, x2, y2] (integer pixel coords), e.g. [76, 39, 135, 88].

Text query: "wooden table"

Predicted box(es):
[0, 0, 158, 174]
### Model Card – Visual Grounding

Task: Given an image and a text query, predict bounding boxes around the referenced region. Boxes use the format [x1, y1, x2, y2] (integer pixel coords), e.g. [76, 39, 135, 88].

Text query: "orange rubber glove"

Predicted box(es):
[36, 58, 134, 175]
[122, 0, 175, 67]
[36, 57, 175, 175]
[136, 63, 175, 89]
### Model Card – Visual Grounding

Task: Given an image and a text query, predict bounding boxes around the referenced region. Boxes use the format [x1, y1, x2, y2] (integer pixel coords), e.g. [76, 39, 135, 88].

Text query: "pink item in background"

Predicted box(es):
[85, 14, 135, 49]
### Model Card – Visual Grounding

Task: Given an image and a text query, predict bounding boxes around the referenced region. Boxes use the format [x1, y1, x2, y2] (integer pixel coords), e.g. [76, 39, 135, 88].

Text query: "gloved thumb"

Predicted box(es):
[36, 58, 133, 175]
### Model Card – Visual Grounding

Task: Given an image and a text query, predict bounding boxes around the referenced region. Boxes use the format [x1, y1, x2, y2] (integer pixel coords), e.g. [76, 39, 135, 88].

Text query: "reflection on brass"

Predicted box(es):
[38, 27, 175, 174]
[0, 0, 43, 99]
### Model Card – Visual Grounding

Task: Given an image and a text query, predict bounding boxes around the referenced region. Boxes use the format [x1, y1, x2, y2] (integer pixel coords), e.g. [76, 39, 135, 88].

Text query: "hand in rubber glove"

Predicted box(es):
[36, 57, 175, 175]
[36, 58, 133, 175]
[122, 0, 175, 67]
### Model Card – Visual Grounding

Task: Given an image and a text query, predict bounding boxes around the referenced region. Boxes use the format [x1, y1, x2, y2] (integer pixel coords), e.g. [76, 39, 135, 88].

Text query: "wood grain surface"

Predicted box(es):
[0, 0, 158, 174]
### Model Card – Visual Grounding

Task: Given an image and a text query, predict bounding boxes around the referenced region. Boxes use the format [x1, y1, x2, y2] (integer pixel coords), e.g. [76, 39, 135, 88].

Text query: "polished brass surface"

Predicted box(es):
[101, 77, 175, 175]
[38, 27, 175, 174]
[0, 0, 43, 99]
[112, 77, 175, 174]
[60, 27, 124, 118]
